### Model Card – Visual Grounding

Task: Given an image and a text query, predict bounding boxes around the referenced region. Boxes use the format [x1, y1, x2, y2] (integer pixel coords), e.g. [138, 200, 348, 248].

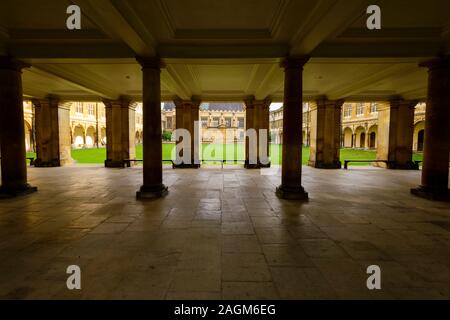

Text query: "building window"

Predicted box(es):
[212, 117, 220, 127]
[237, 117, 244, 128]
[356, 103, 364, 116]
[370, 103, 378, 113]
[76, 102, 83, 114]
[201, 117, 208, 128]
[344, 105, 352, 118]
[167, 117, 173, 129]
[87, 104, 95, 116]
[225, 117, 232, 128]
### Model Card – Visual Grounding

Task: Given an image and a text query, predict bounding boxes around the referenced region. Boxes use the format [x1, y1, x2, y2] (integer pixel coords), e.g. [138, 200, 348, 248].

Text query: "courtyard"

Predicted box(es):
[0, 166, 449, 299]
[28, 144, 423, 166]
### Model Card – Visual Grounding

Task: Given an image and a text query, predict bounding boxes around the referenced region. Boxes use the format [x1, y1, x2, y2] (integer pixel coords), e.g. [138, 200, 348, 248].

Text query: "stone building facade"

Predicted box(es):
[270, 102, 427, 152]
[162, 102, 246, 143]
[23, 101, 144, 151]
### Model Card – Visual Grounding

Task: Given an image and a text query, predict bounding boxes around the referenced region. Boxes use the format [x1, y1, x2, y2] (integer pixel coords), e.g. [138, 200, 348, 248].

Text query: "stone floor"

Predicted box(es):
[0, 165, 449, 300]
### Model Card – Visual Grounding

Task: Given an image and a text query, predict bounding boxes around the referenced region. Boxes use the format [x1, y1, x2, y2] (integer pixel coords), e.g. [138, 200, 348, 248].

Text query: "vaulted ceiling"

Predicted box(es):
[0, 0, 449, 102]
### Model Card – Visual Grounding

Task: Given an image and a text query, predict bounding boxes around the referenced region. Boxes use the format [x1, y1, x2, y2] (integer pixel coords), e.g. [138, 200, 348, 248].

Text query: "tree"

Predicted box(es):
[162, 130, 172, 141]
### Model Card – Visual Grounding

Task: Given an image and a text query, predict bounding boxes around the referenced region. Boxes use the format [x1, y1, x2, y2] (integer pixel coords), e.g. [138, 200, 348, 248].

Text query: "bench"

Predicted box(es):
[124, 159, 174, 167]
[27, 157, 35, 166]
[343, 159, 393, 169]
[0, 157, 35, 166]
[124, 159, 246, 169]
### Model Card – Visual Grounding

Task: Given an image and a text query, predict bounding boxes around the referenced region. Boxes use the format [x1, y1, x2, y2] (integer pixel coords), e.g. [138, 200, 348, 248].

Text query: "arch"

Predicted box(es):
[413, 121, 425, 151]
[24, 120, 33, 152]
[302, 130, 307, 146]
[100, 127, 107, 145]
[135, 131, 141, 144]
[73, 125, 85, 148]
[343, 127, 353, 148]
[85, 126, 96, 147]
[354, 126, 366, 148]
[368, 125, 378, 149]
[417, 129, 425, 152]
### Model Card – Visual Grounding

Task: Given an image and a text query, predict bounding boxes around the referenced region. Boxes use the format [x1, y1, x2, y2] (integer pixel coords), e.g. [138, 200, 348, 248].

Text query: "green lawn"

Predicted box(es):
[27, 144, 423, 166]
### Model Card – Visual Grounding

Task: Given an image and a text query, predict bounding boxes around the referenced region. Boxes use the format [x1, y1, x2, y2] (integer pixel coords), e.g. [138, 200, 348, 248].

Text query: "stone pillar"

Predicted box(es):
[411, 57, 450, 201]
[33, 96, 71, 167]
[244, 96, 271, 168]
[375, 100, 418, 169]
[173, 98, 201, 168]
[308, 98, 343, 169]
[136, 57, 168, 199]
[0, 57, 37, 197]
[103, 97, 136, 168]
[58, 103, 72, 165]
[276, 56, 309, 200]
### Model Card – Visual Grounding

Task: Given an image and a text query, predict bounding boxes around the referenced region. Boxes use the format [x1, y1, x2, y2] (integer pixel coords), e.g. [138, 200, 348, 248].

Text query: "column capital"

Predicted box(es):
[314, 97, 345, 110]
[0, 56, 30, 71]
[280, 56, 310, 70]
[244, 96, 272, 109]
[173, 98, 201, 110]
[389, 98, 418, 110]
[103, 96, 132, 109]
[419, 55, 450, 70]
[136, 56, 165, 70]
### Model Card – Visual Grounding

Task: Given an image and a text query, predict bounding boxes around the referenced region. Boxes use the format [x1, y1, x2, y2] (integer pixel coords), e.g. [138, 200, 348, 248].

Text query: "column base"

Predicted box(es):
[105, 159, 126, 168]
[136, 184, 168, 200]
[308, 160, 342, 169]
[0, 184, 38, 199]
[410, 186, 450, 202]
[172, 163, 201, 169]
[276, 185, 308, 200]
[244, 161, 271, 169]
[34, 159, 60, 167]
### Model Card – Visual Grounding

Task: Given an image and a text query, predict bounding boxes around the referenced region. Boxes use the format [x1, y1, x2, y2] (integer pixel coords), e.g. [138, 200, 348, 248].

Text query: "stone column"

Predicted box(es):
[0, 57, 37, 197]
[173, 98, 201, 168]
[375, 99, 418, 169]
[33, 96, 71, 167]
[244, 96, 271, 168]
[136, 57, 168, 199]
[104, 97, 136, 168]
[276, 56, 309, 200]
[411, 57, 450, 201]
[308, 98, 343, 169]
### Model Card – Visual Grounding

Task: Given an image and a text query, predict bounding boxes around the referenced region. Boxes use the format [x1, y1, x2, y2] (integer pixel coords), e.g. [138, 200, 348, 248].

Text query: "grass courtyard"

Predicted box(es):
[28, 144, 423, 166]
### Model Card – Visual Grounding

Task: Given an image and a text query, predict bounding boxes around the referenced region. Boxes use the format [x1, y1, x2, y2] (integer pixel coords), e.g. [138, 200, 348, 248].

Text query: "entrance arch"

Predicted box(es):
[368, 125, 377, 149]
[413, 121, 425, 151]
[343, 127, 353, 148]
[417, 130, 425, 152]
[354, 127, 366, 148]
[73, 125, 85, 148]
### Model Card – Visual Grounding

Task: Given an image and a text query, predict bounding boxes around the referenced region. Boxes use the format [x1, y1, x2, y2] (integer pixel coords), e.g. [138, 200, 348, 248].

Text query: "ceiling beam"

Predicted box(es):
[161, 66, 191, 100]
[290, 0, 373, 55]
[327, 64, 418, 100]
[71, 0, 155, 56]
[28, 65, 118, 99]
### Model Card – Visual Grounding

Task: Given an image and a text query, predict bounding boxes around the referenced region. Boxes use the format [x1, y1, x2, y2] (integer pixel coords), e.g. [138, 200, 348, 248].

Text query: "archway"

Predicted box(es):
[413, 121, 425, 151]
[369, 132, 376, 149]
[360, 133, 366, 148]
[343, 127, 353, 148]
[85, 126, 96, 147]
[73, 125, 85, 148]
[100, 127, 107, 145]
[417, 130, 425, 152]
[136, 131, 141, 144]
[368, 125, 377, 149]
[354, 127, 366, 148]
[24, 120, 33, 152]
